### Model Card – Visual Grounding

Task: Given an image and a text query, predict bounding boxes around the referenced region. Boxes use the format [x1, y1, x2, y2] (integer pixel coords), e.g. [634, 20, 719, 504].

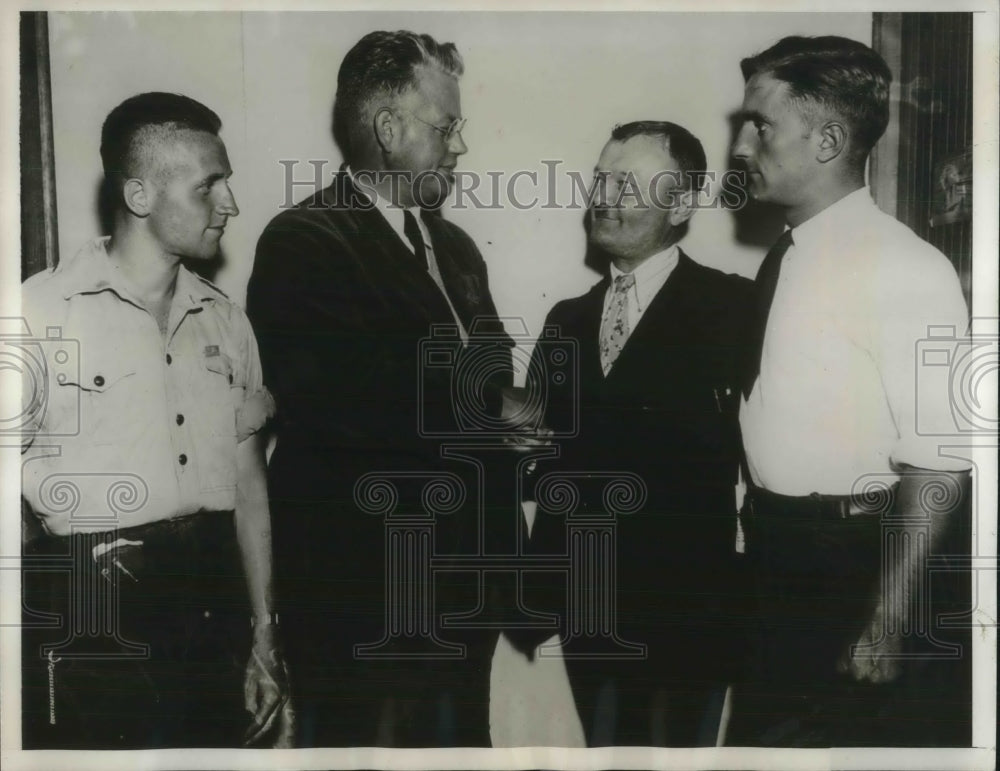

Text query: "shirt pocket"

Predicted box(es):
[56, 357, 138, 446]
[199, 352, 241, 493]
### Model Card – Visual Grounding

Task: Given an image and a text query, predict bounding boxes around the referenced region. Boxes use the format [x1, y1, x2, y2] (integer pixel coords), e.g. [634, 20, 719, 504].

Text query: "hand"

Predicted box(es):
[243, 626, 293, 747]
[836, 613, 903, 684]
[502, 425, 555, 453]
[498, 386, 554, 457]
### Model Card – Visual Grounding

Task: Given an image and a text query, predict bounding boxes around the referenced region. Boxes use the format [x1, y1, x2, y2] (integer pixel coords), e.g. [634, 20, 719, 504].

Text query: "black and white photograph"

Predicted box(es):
[1, 2, 996, 769]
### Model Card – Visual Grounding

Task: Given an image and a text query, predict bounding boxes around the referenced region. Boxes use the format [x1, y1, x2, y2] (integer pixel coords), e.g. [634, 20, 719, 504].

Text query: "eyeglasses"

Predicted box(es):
[404, 111, 467, 143]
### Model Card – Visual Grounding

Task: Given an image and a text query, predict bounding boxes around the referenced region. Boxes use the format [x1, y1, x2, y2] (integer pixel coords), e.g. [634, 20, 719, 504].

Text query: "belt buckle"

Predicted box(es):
[808, 491, 848, 520]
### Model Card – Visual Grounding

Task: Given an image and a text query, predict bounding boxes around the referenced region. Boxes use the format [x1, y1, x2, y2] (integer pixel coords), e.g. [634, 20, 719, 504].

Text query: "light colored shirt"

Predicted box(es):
[605, 244, 680, 337]
[348, 168, 468, 342]
[20, 238, 273, 535]
[740, 187, 970, 496]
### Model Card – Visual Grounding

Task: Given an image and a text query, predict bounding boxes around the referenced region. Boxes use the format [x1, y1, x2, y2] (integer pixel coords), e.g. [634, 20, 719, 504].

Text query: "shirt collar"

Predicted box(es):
[59, 236, 218, 311]
[790, 187, 875, 254]
[347, 166, 425, 250]
[609, 244, 679, 313]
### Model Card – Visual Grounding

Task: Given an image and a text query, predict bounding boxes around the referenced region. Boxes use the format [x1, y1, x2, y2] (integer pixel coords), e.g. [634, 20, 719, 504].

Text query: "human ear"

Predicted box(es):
[122, 178, 150, 217]
[374, 107, 397, 153]
[668, 188, 696, 226]
[817, 120, 848, 164]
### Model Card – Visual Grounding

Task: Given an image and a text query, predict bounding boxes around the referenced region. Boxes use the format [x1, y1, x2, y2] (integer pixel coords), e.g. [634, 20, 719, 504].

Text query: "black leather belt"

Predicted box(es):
[746, 484, 896, 521]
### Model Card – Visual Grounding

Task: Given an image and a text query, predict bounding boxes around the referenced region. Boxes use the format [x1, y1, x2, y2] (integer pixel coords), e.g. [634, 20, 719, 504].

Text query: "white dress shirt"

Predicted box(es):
[740, 187, 970, 496]
[605, 244, 680, 338]
[348, 168, 468, 342]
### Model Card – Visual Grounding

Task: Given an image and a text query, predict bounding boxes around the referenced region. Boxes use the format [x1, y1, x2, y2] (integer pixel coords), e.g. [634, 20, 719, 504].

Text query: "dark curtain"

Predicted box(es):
[886, 12, 973, 313]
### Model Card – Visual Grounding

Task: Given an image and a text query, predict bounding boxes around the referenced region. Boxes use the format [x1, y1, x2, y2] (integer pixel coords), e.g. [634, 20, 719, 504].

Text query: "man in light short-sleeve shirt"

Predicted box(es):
[19, 92, 290, 749]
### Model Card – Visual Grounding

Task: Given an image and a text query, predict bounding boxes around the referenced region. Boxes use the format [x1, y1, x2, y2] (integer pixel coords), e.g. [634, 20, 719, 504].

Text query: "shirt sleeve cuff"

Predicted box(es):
[891, 437, 973, 473]
[236, 387, 276, 442]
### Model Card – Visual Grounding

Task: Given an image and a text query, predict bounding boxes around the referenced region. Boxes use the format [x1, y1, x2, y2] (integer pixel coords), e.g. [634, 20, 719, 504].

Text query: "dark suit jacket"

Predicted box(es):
[526, 250, 752, 679]
[246, 173, 513, 650]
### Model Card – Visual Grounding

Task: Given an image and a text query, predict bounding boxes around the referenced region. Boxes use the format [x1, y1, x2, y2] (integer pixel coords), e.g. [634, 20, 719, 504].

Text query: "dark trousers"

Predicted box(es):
[281, 594, 496, 747]
[729, 491, 925, 746]
[270, 464, 511, 748]
[729, 487, 973, 747]
[21, 511, 248, 749]
[566, 656, 727, 747]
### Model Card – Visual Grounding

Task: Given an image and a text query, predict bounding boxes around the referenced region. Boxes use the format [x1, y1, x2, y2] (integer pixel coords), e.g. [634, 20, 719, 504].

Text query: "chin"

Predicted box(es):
[416, 179, 450, 209]
[187, 246, 221, 262]
[589, 230, 618, 252]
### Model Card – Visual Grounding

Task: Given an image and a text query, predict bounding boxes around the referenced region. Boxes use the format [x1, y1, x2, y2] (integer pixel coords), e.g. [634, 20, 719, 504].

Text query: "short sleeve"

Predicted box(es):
[876, 244, 972, 472]
[232, 307, 275, 442]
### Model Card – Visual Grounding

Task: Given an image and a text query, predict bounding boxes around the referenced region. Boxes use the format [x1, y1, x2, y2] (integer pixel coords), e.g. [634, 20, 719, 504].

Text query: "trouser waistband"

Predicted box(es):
[745, 484, 897, 521]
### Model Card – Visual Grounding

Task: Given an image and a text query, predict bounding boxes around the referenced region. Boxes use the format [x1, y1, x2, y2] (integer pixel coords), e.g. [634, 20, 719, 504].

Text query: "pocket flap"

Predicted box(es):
[204, 351, 235, 382]
[58, 357, 135, 392]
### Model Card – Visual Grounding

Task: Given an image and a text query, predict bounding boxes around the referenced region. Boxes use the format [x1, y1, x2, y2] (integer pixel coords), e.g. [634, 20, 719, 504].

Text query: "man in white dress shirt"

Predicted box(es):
[729, 35, 971, 746]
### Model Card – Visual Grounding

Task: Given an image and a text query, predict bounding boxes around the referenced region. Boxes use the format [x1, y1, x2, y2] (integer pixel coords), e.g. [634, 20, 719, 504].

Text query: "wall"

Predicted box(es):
[49, 11, 870, 334]
[46, 11, 871, 747]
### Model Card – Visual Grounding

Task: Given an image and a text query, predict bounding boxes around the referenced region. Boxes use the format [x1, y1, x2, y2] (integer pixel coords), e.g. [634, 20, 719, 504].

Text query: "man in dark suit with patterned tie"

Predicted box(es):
[246, 30, 513, 747]
[519, 121, 752, 746]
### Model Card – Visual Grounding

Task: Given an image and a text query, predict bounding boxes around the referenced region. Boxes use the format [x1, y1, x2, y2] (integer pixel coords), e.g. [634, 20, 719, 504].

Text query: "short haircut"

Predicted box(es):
[610, 121, 708, 192]
[100, 92, 222, 199]
[740, 35, 891, 162]
[332, 30, 464, 165]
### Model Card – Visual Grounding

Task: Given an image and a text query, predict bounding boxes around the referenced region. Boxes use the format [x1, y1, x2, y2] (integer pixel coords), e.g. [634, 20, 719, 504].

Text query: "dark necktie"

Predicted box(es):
[744, 229, 793, 398]
[403, 209, 428, 269]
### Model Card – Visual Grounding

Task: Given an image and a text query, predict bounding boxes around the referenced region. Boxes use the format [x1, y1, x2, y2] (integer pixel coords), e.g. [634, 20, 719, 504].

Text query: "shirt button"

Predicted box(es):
[176, 414, 185, 426]
[166, 354, 172, 365]
[178, 453, 188, 466]
[93, 375, 105, 387]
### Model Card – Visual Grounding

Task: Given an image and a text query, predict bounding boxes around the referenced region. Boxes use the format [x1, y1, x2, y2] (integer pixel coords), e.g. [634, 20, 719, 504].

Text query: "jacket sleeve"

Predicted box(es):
[246, 212, 392, 450]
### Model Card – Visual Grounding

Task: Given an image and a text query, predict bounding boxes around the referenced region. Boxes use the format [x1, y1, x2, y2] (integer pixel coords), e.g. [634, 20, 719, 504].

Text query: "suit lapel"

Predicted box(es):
[340, 175, 456, 325]
[578, 279, 610, 381]
[605, 251, 693, 379]
[422, 212, 488, 333]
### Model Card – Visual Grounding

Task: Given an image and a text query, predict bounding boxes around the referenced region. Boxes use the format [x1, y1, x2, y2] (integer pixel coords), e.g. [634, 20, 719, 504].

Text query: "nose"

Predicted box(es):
[217, 182, 239, 218]
[592, 174, 617, 208]
[731, 124, 753, 161]
[448, 130, 467, 156]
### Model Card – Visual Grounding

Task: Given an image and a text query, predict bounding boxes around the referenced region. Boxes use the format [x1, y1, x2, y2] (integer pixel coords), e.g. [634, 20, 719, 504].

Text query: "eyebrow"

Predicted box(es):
[198, 171, 232, 185]
[736, 109, 768, 124]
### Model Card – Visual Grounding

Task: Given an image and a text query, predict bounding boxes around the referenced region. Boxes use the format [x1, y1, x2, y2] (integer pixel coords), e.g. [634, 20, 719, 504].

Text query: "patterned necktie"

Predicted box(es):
[600, 272, 636, 375]
[743, 229, 794, 398]
[403, 209, 428, 269]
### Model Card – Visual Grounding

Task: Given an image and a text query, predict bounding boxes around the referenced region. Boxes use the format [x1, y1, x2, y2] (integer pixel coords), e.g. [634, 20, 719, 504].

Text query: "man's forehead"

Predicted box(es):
[144, 128, 230, 176]
[743, 72, 793, 108]
[597, 135, 676, 171]
[403, 64, 461, 114]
